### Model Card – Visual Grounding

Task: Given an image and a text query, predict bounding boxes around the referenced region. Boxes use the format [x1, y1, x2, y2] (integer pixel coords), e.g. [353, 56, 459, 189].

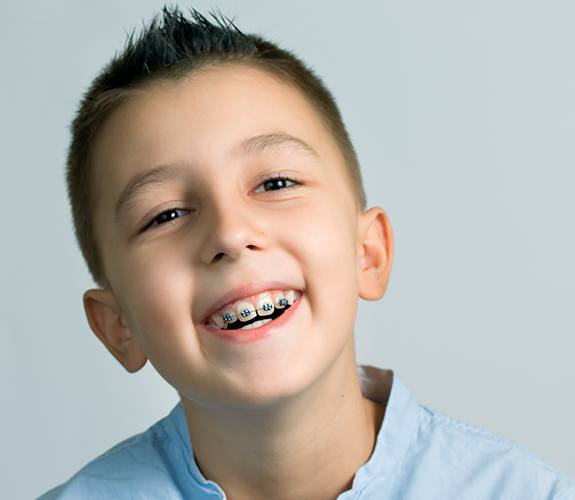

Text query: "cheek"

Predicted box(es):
[290, 198, 359, 332]
[115, 252, 197, 354]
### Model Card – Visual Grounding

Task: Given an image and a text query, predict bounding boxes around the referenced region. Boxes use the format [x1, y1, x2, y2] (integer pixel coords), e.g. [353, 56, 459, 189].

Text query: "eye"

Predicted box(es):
[254, 175, 300, 194]
[141, 207, 192, 232]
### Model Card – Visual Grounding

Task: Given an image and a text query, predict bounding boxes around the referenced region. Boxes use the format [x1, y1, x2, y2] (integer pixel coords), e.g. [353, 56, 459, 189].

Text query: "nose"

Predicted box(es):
[198, 195, 266, 265]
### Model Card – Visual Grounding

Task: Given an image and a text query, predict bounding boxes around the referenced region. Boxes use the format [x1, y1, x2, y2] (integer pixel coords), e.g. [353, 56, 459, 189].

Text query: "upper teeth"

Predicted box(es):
[208, 290, 298, 329]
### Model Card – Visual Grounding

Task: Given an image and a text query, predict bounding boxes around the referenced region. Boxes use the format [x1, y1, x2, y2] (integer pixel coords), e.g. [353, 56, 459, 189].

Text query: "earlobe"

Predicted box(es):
[357, 207, 394, 301]
[83, 289, 147, 373]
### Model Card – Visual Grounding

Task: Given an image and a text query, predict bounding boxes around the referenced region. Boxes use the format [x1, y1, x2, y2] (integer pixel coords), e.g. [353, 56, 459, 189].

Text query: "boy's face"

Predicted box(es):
[86, 63, 392, 408]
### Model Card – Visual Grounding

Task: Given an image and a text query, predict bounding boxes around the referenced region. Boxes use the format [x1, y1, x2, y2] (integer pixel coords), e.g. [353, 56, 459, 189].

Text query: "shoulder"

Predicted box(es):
[37, 419, 183, 500]
[401, 404, 575, 499]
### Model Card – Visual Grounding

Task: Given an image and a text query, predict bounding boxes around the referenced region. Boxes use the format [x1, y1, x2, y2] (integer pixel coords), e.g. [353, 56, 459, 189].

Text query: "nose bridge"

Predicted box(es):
[198, 187, 264, 264]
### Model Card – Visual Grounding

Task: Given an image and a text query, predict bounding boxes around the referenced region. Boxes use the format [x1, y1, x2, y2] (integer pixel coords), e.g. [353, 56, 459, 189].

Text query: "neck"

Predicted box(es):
[181, 341, 387, 500]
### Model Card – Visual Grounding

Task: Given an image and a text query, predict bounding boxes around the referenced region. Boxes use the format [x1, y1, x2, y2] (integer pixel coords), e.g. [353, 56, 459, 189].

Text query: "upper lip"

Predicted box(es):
[198, 281, 302, 324]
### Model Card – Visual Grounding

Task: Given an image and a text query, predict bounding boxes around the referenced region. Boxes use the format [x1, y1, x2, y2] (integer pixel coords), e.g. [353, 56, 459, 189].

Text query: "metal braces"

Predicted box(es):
[222, 297, 290, 324]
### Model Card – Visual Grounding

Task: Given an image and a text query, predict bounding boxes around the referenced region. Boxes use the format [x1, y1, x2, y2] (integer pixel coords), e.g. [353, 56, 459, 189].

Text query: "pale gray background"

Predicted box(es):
[0, 1, 573, 498]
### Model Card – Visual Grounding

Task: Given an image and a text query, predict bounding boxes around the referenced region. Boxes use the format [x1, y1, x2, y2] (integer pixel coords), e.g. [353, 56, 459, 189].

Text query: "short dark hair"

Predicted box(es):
[67, 5, 367, 287]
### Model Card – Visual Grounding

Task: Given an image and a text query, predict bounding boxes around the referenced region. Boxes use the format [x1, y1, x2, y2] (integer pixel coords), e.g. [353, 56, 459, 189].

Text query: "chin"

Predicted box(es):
[221, 363, 314, 410]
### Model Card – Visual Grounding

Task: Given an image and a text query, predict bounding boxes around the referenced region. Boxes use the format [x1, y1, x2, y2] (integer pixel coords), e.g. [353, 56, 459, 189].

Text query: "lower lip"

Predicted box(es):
[199, 293, 302, 344]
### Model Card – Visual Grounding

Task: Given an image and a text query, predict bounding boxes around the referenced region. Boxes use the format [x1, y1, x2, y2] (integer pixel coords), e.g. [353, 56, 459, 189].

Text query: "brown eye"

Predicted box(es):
[142, 208, 191, 232]
[255, 176, 299, 193]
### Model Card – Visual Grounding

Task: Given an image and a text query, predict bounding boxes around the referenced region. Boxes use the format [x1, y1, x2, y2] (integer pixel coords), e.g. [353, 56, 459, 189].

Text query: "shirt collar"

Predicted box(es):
[349, 365, 421, 492]
[166, 364, 421, 495]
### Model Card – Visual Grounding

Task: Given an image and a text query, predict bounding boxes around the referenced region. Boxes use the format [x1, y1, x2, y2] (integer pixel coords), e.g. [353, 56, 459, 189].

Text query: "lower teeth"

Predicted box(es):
[238, 318, 273, 330]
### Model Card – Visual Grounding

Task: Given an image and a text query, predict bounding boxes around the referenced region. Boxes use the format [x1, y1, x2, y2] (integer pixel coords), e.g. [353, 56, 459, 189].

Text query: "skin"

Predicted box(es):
[84, 63, 394, 500]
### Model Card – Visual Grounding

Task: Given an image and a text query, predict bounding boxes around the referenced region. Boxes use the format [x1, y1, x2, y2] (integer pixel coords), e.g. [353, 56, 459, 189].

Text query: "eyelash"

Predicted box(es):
[141, 175, 301, 232]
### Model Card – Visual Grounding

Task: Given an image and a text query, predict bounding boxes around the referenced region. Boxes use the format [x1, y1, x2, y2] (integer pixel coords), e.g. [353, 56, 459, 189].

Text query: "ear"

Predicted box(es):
[357, 207, 394, 300]
[83, 289, 147, 373]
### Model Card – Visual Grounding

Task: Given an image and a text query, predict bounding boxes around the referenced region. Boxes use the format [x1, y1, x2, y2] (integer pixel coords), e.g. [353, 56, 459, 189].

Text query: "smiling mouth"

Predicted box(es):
[200, 292, 302, 343]
[202, 289, 301, 331]
[223, 304, 292, 330]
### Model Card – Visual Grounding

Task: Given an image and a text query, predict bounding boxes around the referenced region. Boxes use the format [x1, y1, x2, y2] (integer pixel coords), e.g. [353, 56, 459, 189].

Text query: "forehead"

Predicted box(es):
[90, 63, 349, 233]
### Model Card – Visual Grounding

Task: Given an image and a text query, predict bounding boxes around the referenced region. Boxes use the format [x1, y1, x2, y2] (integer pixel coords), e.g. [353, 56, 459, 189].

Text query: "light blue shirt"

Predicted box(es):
[38, 365, 575, 499]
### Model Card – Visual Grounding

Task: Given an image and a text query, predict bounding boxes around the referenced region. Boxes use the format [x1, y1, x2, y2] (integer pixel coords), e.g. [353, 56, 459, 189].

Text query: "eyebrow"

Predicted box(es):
[231, 131, 319, 160]
[114, 131, 319, 222]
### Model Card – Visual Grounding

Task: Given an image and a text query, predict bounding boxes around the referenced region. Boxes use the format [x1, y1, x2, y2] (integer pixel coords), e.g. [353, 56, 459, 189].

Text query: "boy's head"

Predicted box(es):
[69, 6, 368, 290]
[71, 6, 393, 407]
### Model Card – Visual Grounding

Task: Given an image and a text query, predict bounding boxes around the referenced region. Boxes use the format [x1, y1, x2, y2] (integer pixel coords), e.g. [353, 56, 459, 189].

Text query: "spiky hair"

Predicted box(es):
[67, 4, 366, 287]
[100, 6, 257, 87]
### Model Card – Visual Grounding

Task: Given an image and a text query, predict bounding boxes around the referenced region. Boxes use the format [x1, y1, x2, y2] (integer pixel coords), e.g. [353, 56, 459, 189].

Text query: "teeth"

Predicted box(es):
[220, 309, 237, 326]
[236, 301, 257, 323]
[257, 292, 275, 316]
[210, 313, 228, 329]
[207, 289, 300, 329]
[274, 291, 288, 309]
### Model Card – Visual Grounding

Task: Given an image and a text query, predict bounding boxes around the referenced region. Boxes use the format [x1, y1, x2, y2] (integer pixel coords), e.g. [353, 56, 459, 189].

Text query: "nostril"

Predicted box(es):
[212, 252, 225, 262]
[211, 245, 257, 263]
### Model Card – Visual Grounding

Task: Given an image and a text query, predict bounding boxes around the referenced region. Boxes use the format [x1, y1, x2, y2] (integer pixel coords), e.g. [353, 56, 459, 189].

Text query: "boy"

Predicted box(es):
[40, 5, 574, 499]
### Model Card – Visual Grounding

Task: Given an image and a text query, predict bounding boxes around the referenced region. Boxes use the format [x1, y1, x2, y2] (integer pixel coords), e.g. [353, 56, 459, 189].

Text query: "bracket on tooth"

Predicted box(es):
[222, 297, 291, 327]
